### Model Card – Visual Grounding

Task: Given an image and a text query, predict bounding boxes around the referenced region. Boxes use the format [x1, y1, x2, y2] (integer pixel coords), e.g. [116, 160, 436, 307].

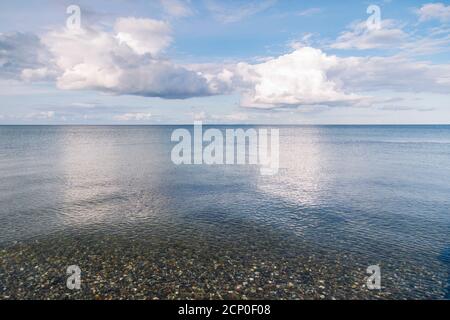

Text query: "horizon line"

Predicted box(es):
[1, 124, 450, 126]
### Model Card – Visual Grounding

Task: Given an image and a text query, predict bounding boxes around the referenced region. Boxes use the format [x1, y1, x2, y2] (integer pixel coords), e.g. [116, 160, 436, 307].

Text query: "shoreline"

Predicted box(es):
[1, 231, 446, 300]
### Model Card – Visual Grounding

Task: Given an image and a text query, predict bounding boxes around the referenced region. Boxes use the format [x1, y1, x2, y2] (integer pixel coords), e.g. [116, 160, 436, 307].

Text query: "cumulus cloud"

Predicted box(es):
[21, 67, 58, 82]
[229, 46, 450, 109]
[234, 47, 362, 109]
[417, 3, 450, 22]
[36, 18, 216, 99]
[3, 16, 450, 112]
[115, 17, 172, 56]
[330, 20, 408, 50]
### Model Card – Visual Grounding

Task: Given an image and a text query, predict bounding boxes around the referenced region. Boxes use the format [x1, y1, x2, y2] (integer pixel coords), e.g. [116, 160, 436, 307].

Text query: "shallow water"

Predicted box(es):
[0, 125, 449, 299]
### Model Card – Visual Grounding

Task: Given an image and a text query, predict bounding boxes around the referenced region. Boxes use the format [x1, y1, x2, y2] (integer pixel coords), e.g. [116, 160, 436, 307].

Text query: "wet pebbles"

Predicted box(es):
[0, 231, 446, 300]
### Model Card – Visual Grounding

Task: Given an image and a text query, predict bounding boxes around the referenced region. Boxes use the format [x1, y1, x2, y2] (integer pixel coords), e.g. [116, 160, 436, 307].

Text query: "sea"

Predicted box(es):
[0, 125, 449, 299]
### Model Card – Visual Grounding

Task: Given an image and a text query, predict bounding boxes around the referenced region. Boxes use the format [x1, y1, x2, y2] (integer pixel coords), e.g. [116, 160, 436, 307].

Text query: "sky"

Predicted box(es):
[0, 0, 450, 124]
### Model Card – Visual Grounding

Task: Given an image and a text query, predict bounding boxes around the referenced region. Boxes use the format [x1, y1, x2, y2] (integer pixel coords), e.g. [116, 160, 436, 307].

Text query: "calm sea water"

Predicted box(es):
[0, 125, 449, 299]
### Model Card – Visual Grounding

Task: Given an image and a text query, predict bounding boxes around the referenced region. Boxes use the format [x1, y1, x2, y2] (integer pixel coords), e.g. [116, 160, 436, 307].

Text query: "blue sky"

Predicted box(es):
[1, 0, 450, 124]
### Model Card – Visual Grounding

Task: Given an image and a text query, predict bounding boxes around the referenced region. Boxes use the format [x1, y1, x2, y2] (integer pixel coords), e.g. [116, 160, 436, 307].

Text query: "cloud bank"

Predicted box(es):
[2, 13, 450, 110]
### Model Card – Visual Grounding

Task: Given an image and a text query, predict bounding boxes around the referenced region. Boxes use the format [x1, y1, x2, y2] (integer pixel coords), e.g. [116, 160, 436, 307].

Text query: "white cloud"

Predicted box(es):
[235, 47, 362, 109]
[189, 111, 250, 122]
[401, 33, 450, 55]
[296, 8, 321, 17]
[229, 46, 450, 109]
[330, 16, 450, 55]
[115, 17, 172, 56]
[417, 3, 450, 22]
[192, 111, 208, 121]
[21, 67, 57, 82]
[159, 0, 194, 18]
[26, 111, 56, 120]
[220, 112, 249, 121]
[0, 79, 56, 96]
[330, 20, 407, 50]
[205, 0, 276, 23]
[3, 16, 450, 113]
[114, 112, 152, 121]
[332, 54, 450, 94]
[37, 19, 215, 99]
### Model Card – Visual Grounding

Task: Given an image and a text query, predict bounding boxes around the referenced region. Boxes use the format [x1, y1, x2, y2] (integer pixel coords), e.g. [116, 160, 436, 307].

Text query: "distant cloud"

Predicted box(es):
[189, 111, 250, 123]
[296, 8, 322, 17]
[330, 16, 450, 56]
[377, 105, 435, 112]
[191, 111, 208, 121]
[0, 33, 52, 80]
[205, 0, 276, 23]
[330, 55, 450, 97]
[26, 111, 56, 120]
[330, 20, 407, 50]
[114, 112, 152, 121]
[219, 112, 249, 122]
[417, 3, 450, 23]
[159, 0, 194, 18]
